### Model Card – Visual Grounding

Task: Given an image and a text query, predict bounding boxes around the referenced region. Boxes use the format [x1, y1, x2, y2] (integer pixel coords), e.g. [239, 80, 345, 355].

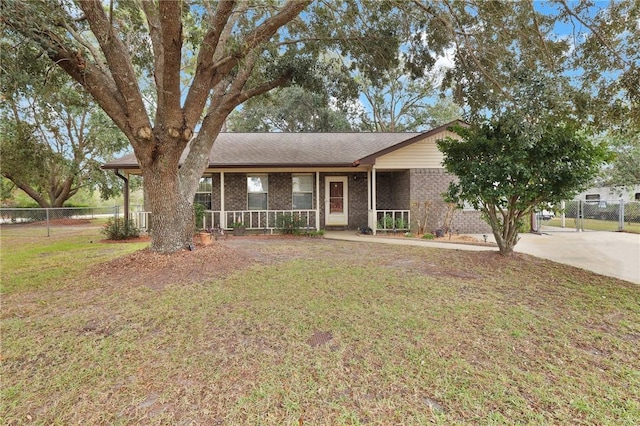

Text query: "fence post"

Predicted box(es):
[577, 200, 583, 232]
[619, 199, 624, 231]
[46, 208, 50, 237]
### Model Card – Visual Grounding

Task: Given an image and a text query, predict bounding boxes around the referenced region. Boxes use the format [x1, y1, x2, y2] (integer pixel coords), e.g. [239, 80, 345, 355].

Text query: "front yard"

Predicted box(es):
[1, 224, 639, 424]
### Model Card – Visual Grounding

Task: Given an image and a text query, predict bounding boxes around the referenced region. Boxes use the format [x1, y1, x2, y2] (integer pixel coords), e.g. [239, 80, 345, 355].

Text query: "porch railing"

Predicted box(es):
[223, 210, 317, 232]
[375, 210, 411, 232]
[129, 209, 318, 233]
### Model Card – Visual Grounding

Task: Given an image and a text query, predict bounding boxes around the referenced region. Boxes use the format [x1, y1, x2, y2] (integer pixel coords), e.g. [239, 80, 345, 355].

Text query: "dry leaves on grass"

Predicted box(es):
[91, 242, 251, 290]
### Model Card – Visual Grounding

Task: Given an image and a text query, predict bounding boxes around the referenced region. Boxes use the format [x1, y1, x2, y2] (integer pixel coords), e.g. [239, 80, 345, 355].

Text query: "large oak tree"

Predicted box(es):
[4, 0, 636, 253]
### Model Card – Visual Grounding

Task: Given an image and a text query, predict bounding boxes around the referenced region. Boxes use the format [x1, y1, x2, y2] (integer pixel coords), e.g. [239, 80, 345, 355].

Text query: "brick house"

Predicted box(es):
[102, 120, 491, 234]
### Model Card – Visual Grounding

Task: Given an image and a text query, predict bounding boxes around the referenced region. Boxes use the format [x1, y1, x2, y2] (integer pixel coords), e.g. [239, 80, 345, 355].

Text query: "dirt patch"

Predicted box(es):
[90, 241, 252, 290]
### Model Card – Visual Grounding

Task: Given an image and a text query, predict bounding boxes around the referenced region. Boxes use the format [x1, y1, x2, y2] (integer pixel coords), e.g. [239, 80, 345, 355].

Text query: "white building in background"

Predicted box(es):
[574, 185, 640, 202]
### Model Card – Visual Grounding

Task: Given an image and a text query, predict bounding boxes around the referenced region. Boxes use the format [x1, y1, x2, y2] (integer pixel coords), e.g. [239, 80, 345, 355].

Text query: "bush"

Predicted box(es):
[276, 213, 304, 235]
[102, 218, 140, 240]
[378, 214, 394, 230]
[306, 230, 325, 237]
[422, 233, 435, 240]
[194, 203, 205, 229]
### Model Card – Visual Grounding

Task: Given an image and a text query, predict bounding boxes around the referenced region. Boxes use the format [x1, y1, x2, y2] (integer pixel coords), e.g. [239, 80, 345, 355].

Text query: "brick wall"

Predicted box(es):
[391, 170, 410, 209]
[211, 173, 221, 210]
[269, 173, 292, 210]
[409, 168, 491, 234]
[224, 173, 246, 210]
[349, 173, 369, 229]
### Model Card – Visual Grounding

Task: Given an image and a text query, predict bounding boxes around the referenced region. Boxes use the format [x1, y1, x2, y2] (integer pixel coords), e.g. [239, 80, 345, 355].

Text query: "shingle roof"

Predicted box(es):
[102, 121, 463, 170]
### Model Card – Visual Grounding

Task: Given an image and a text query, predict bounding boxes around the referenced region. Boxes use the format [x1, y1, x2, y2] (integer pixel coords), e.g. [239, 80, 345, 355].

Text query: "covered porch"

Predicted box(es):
[126, 168, 411, 234]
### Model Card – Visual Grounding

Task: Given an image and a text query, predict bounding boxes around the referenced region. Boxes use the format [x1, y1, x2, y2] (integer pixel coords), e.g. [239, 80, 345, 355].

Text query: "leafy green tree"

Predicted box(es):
[438, 116, 610, 255]
[227, 86, 355, 132]
[408, 0, 639, 130]
[423, 97, 464, 128]
[0, 42, 128, 208]
[357, 68, 439, 132]
[599, 130, 640, 188]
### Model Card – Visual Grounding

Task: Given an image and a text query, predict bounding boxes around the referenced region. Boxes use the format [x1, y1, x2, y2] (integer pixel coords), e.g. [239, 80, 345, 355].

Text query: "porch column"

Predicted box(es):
[220, 172, 226, 228]
[315, 171, 320, 230]
[371, 166, 377, 235]
[113, 169, 129, 221]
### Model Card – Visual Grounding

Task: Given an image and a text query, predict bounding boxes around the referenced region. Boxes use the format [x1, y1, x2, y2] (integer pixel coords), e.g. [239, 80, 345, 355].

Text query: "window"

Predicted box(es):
[635, 193, 640, 201]
[247, 175, 268, 210]
[585, 194, 600, 204]
[292, 174, 313, 209]
[194, 177, 212, 209]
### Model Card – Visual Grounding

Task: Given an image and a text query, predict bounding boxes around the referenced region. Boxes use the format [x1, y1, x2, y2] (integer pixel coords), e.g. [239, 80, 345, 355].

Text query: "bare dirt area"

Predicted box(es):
[90, 236, 342, 291]
[91, 240, 252, 290]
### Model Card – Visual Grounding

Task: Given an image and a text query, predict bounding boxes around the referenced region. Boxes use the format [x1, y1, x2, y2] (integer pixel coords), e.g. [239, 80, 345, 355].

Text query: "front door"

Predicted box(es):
[325, 176, 348, 226]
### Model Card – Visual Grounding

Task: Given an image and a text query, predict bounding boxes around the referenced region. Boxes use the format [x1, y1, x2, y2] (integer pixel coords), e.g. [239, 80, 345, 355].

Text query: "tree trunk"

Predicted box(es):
[144, 165, 195, 253]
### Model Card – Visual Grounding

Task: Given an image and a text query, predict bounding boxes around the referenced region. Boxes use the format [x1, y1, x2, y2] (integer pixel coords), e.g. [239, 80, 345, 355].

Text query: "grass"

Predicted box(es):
[545, 217, 640, 233]
[0, 222, 147, 294]
[1, 225, 639, 425]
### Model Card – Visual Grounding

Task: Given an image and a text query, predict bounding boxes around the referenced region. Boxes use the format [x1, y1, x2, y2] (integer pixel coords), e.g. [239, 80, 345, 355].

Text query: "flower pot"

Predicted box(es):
[233, 226, 246, 236]
[198, 232, 213, 246]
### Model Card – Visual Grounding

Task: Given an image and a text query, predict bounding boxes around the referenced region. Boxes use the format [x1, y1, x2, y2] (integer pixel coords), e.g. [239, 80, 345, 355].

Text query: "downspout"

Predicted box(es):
[114, 169, 129, 222]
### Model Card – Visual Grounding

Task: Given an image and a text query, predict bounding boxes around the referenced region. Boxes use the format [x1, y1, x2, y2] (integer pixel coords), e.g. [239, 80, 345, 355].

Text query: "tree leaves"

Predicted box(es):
[438, 114, 611, 254]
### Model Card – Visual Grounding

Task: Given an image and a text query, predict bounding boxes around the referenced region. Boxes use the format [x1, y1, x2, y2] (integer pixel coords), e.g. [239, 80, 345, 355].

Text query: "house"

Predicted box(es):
[574, 184, 640, 203]
[102, 121, 491, 235]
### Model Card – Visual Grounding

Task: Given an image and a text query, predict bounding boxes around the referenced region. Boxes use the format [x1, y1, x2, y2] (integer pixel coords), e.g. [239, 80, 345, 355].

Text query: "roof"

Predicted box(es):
[103, 120, 464, 170]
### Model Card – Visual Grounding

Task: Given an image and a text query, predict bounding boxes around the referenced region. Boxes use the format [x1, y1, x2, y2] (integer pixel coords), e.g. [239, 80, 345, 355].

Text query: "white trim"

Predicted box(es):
[206, 167, 367, 173]
[371, 167, 377, 234]
[315, 172, 320, 230]
[220, 172, 225, 228]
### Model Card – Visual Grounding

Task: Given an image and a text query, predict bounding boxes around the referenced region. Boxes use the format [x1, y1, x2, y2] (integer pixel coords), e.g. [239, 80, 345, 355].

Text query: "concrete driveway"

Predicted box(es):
[514, 229, 640, 284]
[324, 230, 640, 284]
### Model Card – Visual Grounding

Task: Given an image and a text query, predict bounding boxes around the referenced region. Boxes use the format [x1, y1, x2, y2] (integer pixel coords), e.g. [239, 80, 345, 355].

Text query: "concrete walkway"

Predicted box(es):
[324, 230, 640, 284]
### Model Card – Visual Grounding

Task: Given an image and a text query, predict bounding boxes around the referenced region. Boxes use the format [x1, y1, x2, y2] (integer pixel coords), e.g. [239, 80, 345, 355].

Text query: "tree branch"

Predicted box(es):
[183, 0, 237, 129]
[77, 0, 151, 136]
[155, 0, 183, 130]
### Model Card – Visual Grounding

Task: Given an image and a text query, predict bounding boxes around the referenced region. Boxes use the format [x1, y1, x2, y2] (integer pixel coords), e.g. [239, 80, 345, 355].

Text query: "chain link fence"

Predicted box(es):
[536, 200, 640, 233]
[0, 206, 120, 237]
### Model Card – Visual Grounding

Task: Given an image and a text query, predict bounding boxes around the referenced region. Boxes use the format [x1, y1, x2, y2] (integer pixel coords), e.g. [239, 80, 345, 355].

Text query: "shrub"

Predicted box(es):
[102, 218, 140, 240]
[378, 214, 395, 230]
[276, 213, 304, 235]
[422, 233, 435, 240]
[395, 218, 408, 229]
[306, 230, 325, 237]
[194, 203, 205, 229]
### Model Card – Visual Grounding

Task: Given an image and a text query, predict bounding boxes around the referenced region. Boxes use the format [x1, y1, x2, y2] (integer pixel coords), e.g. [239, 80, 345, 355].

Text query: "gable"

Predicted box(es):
[374, 129, 459, 169]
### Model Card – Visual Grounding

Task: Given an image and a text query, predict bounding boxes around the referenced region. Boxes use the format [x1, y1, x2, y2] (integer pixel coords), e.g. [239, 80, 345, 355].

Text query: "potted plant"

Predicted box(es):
[197, 228, 214, 246]
[232, 220, 246, 236]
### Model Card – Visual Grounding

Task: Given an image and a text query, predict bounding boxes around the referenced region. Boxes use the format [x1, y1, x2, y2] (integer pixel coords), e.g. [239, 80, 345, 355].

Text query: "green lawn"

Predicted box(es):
[1, 225, 639, 425]
[545, 217, 640, 233]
